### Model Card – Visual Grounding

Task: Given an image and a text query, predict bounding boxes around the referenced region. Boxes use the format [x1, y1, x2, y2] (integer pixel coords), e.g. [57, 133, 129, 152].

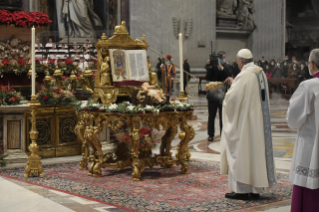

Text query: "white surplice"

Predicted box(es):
[220, 62, 276, 193]
[287, 78, 319, 189]
[78, 62, 88, 71]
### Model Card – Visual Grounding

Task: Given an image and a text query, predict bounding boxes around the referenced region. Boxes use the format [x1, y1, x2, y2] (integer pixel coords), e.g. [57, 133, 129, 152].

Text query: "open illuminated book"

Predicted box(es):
[109, 49, 150, 83]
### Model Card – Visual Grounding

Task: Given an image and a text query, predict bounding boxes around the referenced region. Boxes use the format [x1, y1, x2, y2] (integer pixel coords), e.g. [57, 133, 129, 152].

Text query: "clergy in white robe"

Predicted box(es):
[45, 38, 53, 48]
[287, 49, 319, 212]
[78, 58, 88, 71]
[220, 49, 276, 200]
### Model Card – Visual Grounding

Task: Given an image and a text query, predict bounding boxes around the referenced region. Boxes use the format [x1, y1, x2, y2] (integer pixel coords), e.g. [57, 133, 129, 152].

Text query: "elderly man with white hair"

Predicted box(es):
[220, 49, 276, 200]
[287, 49, 319, 212]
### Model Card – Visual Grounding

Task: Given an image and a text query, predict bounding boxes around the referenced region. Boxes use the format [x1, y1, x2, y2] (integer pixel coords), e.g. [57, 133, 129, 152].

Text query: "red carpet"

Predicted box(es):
[0, 160, 292, 212]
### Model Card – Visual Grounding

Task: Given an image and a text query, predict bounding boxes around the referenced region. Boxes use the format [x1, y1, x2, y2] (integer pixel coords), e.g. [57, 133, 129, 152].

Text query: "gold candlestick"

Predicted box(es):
[176, 91, 188, 103]
[24, 96, 44, 178]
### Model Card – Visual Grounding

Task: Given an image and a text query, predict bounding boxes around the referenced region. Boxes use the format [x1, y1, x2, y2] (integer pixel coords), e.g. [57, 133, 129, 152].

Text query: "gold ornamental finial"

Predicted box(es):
[141, 35, 147, 42]
[114, 21, 129, 35]
[101, 33, 107, 40]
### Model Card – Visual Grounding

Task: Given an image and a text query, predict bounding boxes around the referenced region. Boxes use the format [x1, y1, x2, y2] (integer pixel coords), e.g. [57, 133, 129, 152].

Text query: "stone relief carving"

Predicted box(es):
[237, 0, 255, 30]
[62, 0, 103, 38]
[185, 18, 193, 39]
[217, 0, 256, 30]
[172, 17, 180, 39]
[0, 38, 30, 65]
[217, 0, 238, 18]
[313, 0, 319, 18]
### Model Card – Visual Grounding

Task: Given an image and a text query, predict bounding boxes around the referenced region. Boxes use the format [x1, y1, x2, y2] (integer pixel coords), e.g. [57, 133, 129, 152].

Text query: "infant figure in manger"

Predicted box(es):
[141, 82, 165, 104]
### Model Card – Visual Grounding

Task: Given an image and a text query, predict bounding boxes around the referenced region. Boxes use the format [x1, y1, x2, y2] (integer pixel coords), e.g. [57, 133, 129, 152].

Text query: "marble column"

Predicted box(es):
[121, 0, 130, 32]
[29, 0, 39, 12]
[249, 0, 285, 60]
[117, 0, 122, 25]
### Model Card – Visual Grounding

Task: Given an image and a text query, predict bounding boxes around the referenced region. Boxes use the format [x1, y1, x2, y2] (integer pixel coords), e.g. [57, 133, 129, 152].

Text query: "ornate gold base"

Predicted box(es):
[27, 95, 41, 106]
[24, 154, 45, 178]
[176, 91, 188, 102]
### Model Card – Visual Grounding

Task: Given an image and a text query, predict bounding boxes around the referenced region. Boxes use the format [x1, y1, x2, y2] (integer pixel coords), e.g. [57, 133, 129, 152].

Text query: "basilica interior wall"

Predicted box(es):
[130, 0, 216, 68]
[216, 33, 249, 61]
[250, 0, 285, 61]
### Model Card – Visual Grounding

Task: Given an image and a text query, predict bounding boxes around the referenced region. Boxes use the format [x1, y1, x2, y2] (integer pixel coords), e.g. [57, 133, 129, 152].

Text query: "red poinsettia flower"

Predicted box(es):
[0, 10, 52, 27]
[17, 58, 25, 67]
[92, 60, 98, 64]
[35, 58, 41, 64]
[12, 95, 17, 101]
[65, 59, 73, 65]
[48, 59, 55, 65]
[42, 95, 49, 101]
[2, 59, 9, 67]
[140, 128, 152, 136]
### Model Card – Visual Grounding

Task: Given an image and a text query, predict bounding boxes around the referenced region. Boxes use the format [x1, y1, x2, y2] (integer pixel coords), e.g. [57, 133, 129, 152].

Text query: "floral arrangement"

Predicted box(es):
[58, 59, 79, 75]
[114, 128, 158, 151]
[0, 84, 25, 105]
[36, 84, 77, 106]
[88, 60, 98, 70]
[0, 10, 52, 28]
[0, 58, 79, 76]
[0, 59, 31, 76]
[75, 100, 195, 114]
[0, 144, 8, 167]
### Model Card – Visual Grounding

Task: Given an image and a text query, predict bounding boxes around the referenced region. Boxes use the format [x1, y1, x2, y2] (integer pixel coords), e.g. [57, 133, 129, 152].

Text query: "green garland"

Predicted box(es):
[74, 100, 195, 114]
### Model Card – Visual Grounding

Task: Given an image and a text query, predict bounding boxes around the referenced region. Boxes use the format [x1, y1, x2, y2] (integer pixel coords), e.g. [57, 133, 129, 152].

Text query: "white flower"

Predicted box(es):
[145, 105, 154, 110]
[127, 105, 135, 111]
[108, 104, 118, 110]
[123, 101, 130, 105]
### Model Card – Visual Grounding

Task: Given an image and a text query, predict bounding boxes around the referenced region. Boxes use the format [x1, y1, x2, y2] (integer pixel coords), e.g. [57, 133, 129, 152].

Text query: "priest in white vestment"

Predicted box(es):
[220, 49, 276, 200]
[287, 49, 319, 212]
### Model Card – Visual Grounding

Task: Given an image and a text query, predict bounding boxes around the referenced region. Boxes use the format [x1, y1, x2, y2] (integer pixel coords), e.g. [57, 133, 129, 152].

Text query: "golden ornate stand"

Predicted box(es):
[75, 110, 194, 181]
[24, 96, 45, 178]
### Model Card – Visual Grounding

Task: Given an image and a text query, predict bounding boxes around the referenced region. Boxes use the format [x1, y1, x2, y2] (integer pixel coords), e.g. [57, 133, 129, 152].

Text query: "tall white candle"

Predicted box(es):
[31, 27, 35, 96]
[179, 33, 184, 92]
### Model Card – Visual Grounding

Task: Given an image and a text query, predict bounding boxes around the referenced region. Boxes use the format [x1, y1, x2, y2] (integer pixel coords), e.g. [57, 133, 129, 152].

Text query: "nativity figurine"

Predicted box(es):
[141, 82, 165, 104]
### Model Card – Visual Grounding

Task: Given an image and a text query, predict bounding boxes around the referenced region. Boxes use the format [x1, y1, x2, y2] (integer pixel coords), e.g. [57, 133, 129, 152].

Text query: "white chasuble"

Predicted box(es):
[287, 78, 319, 189]
[220, 62, 276, 190]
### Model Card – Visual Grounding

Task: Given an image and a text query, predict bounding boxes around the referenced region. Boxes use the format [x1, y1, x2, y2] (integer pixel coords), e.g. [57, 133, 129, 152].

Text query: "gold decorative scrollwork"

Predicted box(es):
[76, 110, 195, 181]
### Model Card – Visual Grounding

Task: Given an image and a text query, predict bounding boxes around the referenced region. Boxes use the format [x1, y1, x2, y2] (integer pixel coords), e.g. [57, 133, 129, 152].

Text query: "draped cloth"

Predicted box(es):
[62, 0, 102, 38]
[287, 78, 319, 190]
[220, 62, 276, 189]
[288, 74, 319, 211]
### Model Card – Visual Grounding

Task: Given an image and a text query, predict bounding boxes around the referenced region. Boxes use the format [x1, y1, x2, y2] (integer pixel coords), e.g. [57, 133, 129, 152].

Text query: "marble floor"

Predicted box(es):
[0, 91, 295, 212]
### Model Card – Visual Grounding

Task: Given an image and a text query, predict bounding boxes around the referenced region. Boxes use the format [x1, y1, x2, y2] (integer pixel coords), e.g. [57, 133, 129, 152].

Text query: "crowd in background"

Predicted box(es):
[34, 38, 99, 71]
[253, 55, 312, 82]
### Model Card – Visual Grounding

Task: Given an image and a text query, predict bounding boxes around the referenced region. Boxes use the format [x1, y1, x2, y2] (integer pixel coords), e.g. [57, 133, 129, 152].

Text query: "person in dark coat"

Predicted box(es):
[231, 60, 240, 78]
[282, 60, 289, 78]
[156, 57, 162, 83]
[206, 55, 232, 142]
[258, 56, 268, 69]
[183, 59, 191, 95]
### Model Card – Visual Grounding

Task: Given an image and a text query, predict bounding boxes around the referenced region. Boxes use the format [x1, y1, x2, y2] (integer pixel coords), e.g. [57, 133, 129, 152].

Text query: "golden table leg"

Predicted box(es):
[131, 116, 141, 181]
[176, 116, 195, 174]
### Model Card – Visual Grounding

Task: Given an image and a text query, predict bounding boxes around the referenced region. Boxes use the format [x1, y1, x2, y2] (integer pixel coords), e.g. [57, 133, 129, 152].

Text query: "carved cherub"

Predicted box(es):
[141, 82, 165, 103]
[0, 38, 30, 64]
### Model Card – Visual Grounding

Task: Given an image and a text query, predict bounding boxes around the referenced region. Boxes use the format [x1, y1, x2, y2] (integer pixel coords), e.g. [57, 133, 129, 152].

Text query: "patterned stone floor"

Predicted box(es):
[172, 92, 296, 160]
[0, 91, 294, 212]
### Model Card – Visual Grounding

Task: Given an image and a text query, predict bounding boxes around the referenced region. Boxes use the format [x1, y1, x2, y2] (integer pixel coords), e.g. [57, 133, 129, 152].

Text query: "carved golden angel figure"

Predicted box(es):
[100, 56, 111, 86]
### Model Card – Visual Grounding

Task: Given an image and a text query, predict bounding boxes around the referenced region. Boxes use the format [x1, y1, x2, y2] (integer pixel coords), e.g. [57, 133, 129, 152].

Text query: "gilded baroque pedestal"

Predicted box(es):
[75, 110, 194, 181]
